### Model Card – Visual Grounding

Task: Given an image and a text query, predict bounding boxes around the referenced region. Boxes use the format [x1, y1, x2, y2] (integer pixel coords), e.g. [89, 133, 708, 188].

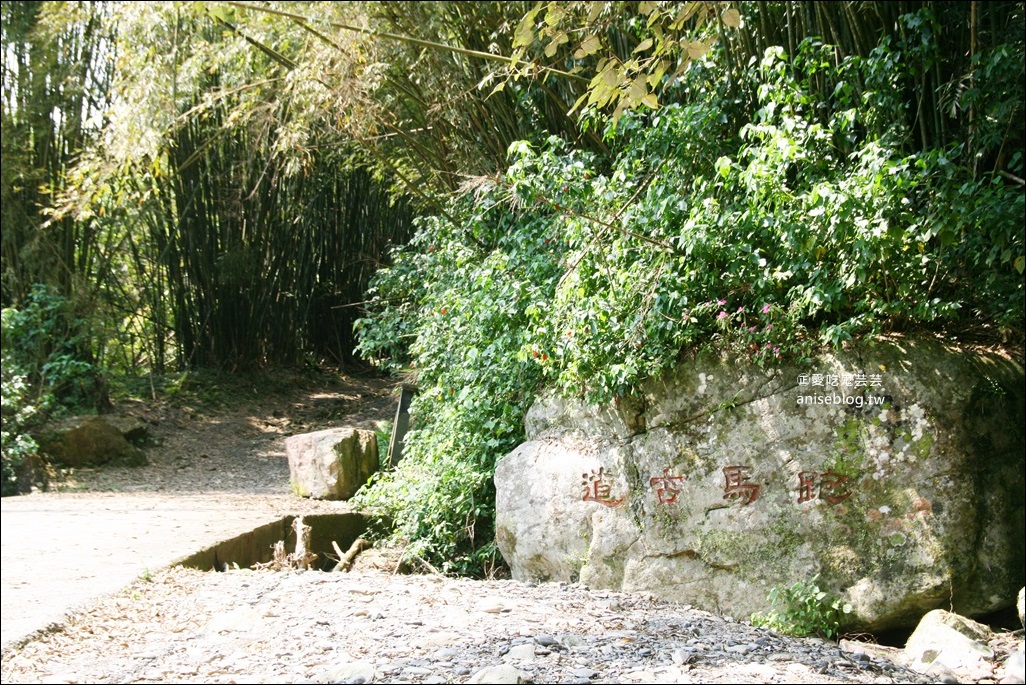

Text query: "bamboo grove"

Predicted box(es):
[2, 2, 416, 374]
[2, 1, 1023, 379]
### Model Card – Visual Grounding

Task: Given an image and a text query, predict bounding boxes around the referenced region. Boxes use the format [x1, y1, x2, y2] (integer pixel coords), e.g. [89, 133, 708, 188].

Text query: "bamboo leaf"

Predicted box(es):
[721, 7, 742, 28]
[670, 2, 703, 30]
[568, 91, 589, 116]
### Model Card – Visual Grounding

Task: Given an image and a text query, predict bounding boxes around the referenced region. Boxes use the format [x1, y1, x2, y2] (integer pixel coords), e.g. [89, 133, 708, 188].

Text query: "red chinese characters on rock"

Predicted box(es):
[650, 468, 689, 505]
[577, 464, 855, 509]
[722, 465, 760, 505]
[582, 467, 625, 507]
[797, 470, 854, 504]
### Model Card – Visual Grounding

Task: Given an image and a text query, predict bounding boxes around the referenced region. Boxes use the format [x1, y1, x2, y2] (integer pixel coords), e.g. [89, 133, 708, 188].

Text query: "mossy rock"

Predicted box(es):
[35, 416, 147, 468]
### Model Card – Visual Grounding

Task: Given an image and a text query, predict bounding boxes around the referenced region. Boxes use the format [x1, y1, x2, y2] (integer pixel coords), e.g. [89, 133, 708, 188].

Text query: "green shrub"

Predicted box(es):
[1, 360, 41, 496]
[2, 285, 109, 494]
[751, 574, 853, 640]
[355, 37, 1023, 574]
[1, 284, 105, 409]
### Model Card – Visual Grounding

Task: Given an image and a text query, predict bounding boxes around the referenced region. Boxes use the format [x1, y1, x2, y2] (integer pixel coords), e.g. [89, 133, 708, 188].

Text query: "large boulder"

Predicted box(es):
[36, 415, 146, 468]
[495, 336, 1025, 631]
[903, 610, 994, 681]
[286, 427, 378, 500]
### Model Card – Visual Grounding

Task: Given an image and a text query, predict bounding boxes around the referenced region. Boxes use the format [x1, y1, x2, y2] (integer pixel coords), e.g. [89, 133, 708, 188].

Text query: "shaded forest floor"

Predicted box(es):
[50, 367, 399, 496]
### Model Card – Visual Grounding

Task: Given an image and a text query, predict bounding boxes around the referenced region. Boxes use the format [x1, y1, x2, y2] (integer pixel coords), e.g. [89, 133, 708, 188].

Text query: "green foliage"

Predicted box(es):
[1, 361, 40, 496]
[354, 160, 567, 574]
[1, 285, 103, 409]
[356, 32, 1023, 573]
[1, 285, 106, 495]
[505, 1, 737, 121]
[751, 574, 853, 640]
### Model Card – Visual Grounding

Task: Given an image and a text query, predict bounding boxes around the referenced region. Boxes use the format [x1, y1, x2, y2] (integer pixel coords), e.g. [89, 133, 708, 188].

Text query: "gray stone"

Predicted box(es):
[1001, 644, 1025, 684]
[286, 427, 378, 500]
[495, 336, 1025, 631]
[503, 643, 538, 662]
[904, 609, 994, 679]
[35, 415, 146, 468]
[324, 661, 379, 683]
[104, 415, 151, 446]
[468, 664, 532, 683]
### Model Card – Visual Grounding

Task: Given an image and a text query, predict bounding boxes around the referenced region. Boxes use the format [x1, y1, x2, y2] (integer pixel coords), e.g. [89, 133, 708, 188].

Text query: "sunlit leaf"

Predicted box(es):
[628, 75, 648, 103]
[544, 3, 566, 26]
[670, 2, 703, 30]
[722, 7, 742, 28]
[687, 40, 710, 59]
[513, 13, 536, 48]
[579, 34, 602, 56]
[633, 38, 654, 54]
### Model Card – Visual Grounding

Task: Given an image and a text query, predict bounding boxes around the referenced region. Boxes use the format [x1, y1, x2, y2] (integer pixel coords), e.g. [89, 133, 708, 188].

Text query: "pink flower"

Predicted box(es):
[737, 306, 744, 313]
[717, 311, 728, 320]
[762, 304, 772, 314]
[717, 299, 727, 306]
[748, 326, 757, 332]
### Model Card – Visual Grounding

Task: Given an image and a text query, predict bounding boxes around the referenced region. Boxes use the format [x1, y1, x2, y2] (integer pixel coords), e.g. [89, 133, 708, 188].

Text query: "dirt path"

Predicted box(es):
[0, 369, 398, 649]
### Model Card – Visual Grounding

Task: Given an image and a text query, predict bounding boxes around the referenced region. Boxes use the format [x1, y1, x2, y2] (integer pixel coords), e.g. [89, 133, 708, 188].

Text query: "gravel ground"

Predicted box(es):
[1, 564, 934, 684]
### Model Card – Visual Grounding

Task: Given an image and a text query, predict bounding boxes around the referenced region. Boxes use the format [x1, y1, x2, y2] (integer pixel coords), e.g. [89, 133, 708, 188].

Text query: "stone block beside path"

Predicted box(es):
[286, 427, 378, 500]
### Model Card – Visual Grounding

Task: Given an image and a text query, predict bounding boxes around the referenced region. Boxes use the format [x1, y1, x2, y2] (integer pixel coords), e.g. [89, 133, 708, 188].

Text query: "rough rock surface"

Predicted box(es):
[35, 415, 146, 468]
[904, 610, 996, 681]
[496, 336, 1025, 631]
[286, 427, 378, 500]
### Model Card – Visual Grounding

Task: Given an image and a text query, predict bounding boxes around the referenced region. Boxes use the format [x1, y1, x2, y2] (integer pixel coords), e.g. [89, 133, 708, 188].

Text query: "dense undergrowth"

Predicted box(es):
[1, 286, 107, 495]
[353, 38, 1024, 575]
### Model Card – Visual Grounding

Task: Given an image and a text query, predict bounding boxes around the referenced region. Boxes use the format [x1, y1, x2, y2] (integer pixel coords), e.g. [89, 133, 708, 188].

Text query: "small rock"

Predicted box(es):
[325, 661, 379, 683]
[671, 648, 693, 665]
[504, 643, 538, 662]
[1001, 644, 1025, 684]
[468, 664, 532, 684]
[478, 598, 510, 614]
